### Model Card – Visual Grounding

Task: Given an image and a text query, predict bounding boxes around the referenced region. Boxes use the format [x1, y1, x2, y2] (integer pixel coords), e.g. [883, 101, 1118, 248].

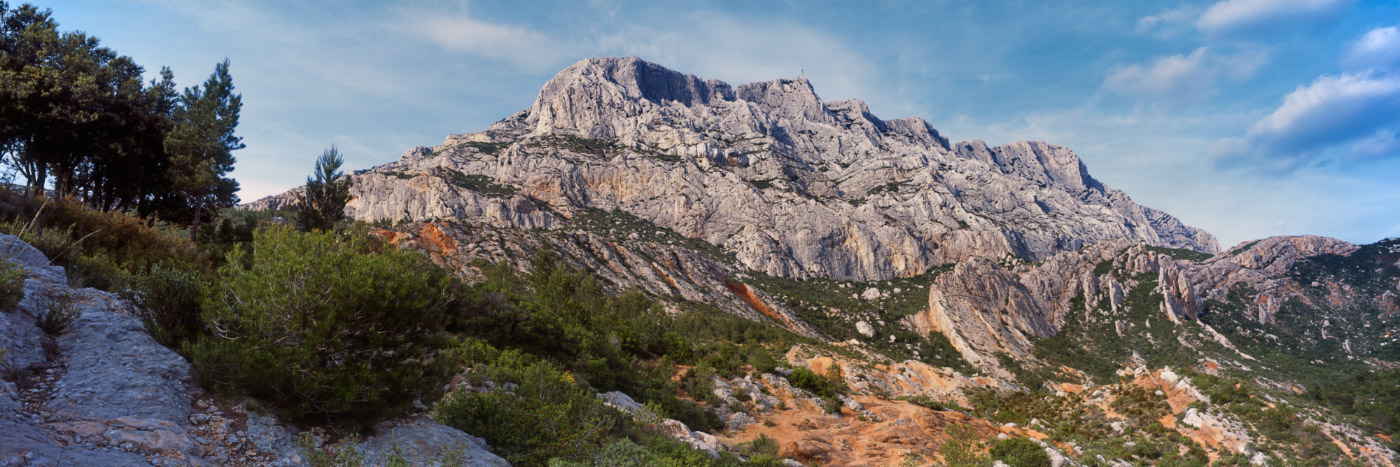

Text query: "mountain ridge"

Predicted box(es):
[249, 57, 1218, 280]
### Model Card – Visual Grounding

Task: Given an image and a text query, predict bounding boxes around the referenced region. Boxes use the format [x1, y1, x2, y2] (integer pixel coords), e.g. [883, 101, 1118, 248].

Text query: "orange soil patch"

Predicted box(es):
[721, 395, 1015, 466]
[671, 365, 693, 382]
[370, 229, 409, 245]
[1058, 382, 1085, 394]
[806, 357, 837, 379]
[419, 223, 456, 250]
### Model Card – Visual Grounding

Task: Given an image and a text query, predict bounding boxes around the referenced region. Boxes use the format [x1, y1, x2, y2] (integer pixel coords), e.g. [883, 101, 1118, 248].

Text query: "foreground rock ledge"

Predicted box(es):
[0, 234, 507, 467]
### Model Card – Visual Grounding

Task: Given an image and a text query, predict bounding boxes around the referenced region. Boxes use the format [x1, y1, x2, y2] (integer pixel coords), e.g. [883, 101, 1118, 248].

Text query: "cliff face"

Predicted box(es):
[910, 235, 1399, 376]
[269, 57, 1215, 284]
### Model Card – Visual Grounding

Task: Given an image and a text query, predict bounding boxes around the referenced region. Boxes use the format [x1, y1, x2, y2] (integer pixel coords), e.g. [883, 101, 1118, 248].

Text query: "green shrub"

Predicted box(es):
[0, 260, 25, 311]
[127, 265, 206, 347]
[989, 437, 1050, 467]
[547, 436, 742, 467]
[65, 249, 132, 289]
[734, 433, 779, 458]
[184, 226, 456, 428]
[434, 348, 620, 465]
[939, 422, 989, 467]
[788, 366, 845, 400]
[35, 293, 76, 335]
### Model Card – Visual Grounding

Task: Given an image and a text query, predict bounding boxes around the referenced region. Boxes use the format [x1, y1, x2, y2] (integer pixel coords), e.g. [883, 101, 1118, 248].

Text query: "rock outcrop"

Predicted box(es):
[0, 234, 507, 466]
[909, 235, 1399, 376]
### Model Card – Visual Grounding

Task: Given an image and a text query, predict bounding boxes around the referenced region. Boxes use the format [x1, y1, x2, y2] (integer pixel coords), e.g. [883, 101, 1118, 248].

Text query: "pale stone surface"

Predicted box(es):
[357, 416, 508, 467]
[908, 235, 1376, 374]
[250, 57, 1218, 289]
[598, 391, 643, 414]
[855, 320, 875, 338]
[659, 419, 724, 456]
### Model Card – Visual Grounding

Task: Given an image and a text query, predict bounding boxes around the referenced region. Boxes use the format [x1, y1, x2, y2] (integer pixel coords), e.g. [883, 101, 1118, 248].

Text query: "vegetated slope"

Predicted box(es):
[243, 57, 1400, 465]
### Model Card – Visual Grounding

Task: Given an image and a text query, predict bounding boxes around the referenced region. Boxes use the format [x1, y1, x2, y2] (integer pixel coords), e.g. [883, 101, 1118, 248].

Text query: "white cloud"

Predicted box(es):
[413, 14, 566, 72]
[1196, 0, 1351, 34]
[1137, 6, 1200, 37]
[1210, 72, 1400, 168]
[1343, 26, 1400, 71]
[1103, 47, 1265, 103]
[1351, 129, 1400, 159]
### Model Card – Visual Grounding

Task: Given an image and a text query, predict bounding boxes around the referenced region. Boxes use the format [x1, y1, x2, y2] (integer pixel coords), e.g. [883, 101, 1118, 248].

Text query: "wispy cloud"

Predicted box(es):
[398, 8, 885, 113]
[1137, 6, 1200, 37]
[1343, 26, 1400, 71]
[1210, 24, 1400, 170]
[1103, 47, 1265, 105]
[1195, 0, 1352, 35]
[1351, 129, 1400, 159]
[1210, 72, 1400, 169]
[412, 13, 566, 73]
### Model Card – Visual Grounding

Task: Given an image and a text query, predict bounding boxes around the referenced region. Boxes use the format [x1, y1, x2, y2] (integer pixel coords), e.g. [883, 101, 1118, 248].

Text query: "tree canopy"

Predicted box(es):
[297, 145, 351, 232]
[0, 2, 241, 232]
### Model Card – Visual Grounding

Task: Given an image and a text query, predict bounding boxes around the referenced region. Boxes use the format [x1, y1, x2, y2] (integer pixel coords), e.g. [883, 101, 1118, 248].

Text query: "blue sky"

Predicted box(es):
[44, 0, 1400, 247]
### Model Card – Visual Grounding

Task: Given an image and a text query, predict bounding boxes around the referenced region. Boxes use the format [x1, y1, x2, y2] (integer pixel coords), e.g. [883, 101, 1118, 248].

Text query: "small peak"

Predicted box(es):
[528, 57, 736, 137]
[538, 57, 733, 106]
[734, 76, 825, 121]
[826, 99, 871, 115]
[887, 116, 950, 150]
[953, 139, 992, 158]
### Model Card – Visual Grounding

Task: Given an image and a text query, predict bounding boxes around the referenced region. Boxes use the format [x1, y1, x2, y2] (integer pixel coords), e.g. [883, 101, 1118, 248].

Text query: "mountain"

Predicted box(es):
[245, 57, 1400, 465]
[252, 56, 1216, 335]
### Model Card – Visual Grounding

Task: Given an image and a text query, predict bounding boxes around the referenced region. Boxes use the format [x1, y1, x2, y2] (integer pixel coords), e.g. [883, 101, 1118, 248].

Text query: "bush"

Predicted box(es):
[184, 226, 456, 428]
[0, 193, 205, 271]
[0, 193, 208, 289]
[127, 265, 206, 347]
[0, 260, 25, 311]
[734, 433, 779, 458]
[788, 366, 844, 400]
[989, 437, 1050, 467]
[547, 436, 738, 467]
[35, 293, 76, 335]
[434, 346, 620, 465]
[939, 422, 989, 467]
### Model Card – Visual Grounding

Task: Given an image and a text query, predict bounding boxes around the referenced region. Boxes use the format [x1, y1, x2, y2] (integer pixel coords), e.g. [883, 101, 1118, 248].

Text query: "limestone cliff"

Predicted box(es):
[247, 57, 1221, 343]
[909, 235, 1399, 376]
[253, 57, 1216, 283]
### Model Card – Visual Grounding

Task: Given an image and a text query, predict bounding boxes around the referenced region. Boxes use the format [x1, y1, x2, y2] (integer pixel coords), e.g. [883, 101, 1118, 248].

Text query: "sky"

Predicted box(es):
[40, 0, 1400, 248]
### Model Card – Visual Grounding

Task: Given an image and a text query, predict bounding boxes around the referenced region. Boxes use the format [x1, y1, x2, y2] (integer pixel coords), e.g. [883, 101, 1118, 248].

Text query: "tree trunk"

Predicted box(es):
[189, 198, 203, 243]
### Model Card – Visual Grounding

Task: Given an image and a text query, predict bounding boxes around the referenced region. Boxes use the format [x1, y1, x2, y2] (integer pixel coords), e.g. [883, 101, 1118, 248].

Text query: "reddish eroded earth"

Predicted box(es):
[721, 395, 1040, 466]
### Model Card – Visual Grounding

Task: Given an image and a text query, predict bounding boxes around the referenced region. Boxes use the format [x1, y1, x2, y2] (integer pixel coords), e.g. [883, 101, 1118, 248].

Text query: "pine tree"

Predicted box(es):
[165, 59, 242, 241]
[297, 145, 351, 232]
